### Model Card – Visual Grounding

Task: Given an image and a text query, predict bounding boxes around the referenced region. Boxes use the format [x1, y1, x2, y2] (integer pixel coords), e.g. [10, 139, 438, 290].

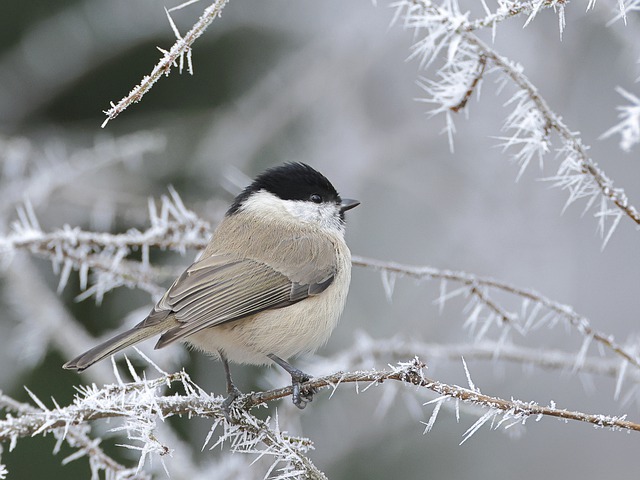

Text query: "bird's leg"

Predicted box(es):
[219, 350, 241, 420]
[267, 354, 316, 409]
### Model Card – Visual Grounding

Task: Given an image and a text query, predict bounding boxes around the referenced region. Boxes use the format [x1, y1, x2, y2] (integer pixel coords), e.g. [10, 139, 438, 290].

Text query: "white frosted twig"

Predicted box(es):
[9, 183, 635, 378]
[2, 188, 212, 300]
[396, 0, 640, 236]
[102, 0, 230, 126]
[0, 392, 147, 479]
[353, 255, 640, 372]
[247, 359, 640, 435]
[320, 334, 640, 386]
[468, 34, 640, 228]
[464, 0, 563, 34]
[11, 189, 635, 378]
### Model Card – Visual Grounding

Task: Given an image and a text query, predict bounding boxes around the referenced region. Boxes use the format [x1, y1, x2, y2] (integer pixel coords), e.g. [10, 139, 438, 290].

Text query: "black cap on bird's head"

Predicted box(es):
[227, 162, 359, 217]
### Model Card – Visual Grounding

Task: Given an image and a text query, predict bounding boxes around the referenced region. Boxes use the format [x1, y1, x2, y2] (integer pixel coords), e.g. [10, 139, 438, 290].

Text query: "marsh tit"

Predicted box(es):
[64, 162, 359, 410]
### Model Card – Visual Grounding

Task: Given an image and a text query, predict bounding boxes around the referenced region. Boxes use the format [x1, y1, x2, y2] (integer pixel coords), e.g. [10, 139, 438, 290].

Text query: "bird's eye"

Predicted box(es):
[310, 194, 323, 204]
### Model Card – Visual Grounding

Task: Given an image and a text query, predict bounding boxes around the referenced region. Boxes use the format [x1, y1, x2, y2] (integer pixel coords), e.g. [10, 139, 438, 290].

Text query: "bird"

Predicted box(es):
[63, 162, 359, 411]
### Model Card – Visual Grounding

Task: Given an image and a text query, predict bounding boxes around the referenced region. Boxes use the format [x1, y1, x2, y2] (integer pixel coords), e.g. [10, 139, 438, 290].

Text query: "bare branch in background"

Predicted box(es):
[323, 333, 637, 382]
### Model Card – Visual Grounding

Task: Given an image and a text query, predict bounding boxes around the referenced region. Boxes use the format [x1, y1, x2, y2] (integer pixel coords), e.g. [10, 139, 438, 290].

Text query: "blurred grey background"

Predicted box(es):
[1, 0, 640, 478]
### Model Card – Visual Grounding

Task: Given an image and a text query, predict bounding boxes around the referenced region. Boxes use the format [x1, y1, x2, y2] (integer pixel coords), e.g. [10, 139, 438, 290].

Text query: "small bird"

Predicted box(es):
[64, 162, 359, 410]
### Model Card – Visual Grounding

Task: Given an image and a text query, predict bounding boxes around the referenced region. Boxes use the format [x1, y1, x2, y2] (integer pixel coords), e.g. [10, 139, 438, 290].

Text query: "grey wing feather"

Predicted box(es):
[152, 253, 335, 348]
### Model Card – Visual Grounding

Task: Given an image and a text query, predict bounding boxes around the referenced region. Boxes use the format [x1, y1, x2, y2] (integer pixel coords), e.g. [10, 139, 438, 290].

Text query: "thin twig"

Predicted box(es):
[102, 0, 230, 126]
[352, 255, 640, 371]
[463, 33, 640, 226]
[405, 0, 640, 227]
[325, 336, 638, 382]
[450, 54, 486, 112]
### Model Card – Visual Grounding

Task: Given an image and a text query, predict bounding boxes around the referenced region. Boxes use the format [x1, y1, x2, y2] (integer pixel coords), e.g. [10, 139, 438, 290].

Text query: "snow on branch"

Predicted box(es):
[395, 0, 640, 243]
[0, 369, 322, 480]
[352, 255, 640, 376]
[2, 188, 211, 301]
[0, 391, 148, 480]
[3, 359, 638, 479]
[248, 358, 640, 436]
[102, 0, 230, 126]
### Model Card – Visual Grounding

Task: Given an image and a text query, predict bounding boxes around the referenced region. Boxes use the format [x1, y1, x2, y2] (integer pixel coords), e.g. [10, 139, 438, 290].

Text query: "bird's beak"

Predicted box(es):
[340, 198, 360, 213]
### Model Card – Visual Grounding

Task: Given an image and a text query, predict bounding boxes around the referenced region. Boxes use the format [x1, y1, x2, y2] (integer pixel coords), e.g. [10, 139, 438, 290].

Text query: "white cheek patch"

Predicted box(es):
[240, 190, 345, 235]
[283, 201, 345, 235]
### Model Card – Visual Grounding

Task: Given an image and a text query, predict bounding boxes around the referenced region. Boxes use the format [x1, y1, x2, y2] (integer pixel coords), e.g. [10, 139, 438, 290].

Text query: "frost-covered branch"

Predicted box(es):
[396, 0, 640, 242]
[0, 369, 322, 479]
[10, 187, 635, 382]
[0, 391, 147, 480]
[464, 0, 565, 34]
[102, 0, 230, 126]
[245, 361, 640, 435]
[322, 333, 640, 385]
[3, 187, 211, 301]
[4, 358, 639, 477]
[353, 255, 640, 373]
[469, 33, 640, 232]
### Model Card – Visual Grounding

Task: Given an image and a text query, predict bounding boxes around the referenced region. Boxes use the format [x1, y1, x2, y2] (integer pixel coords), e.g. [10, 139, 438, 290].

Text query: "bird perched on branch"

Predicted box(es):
[64, 162, 359, 411]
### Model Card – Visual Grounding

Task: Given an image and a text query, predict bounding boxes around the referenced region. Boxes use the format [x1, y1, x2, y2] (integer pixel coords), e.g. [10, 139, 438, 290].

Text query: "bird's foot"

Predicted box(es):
[290, 371, 317, 409]
[221, 384, 242, 422]
[267, 353, 317, 409]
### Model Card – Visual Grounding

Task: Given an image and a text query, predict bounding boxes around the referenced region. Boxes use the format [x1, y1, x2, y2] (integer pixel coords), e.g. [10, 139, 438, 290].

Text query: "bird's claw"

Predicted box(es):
[291, 374, 317, 409]
[221, 384, 242, 422]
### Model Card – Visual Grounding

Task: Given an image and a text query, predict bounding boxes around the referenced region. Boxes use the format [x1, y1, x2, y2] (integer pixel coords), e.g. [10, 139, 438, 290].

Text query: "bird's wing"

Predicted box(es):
[149, 253, 335, 348]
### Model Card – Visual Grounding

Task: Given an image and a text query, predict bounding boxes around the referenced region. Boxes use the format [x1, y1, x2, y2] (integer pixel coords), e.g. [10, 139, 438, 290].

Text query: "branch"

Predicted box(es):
[4, 360, 638, 458]
[1, 371, 323, 479]
[102, 0, 230, 126]
[465, 33, 640, 227]
[463, 0, 565, 34]
[9, 190, 636, 380]
[243, 359, 640, 434]
[10, 190, 636, 379]
[3, 187, 211, 301]
[0, 392, 147, 479]
[325, 334, 639, 384]
[398, 0, 640, 240]
[353, 255, 640, 372]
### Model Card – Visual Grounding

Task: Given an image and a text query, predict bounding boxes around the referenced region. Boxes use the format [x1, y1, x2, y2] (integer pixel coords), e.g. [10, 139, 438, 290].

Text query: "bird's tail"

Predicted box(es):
[63, 321, 169, 371]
